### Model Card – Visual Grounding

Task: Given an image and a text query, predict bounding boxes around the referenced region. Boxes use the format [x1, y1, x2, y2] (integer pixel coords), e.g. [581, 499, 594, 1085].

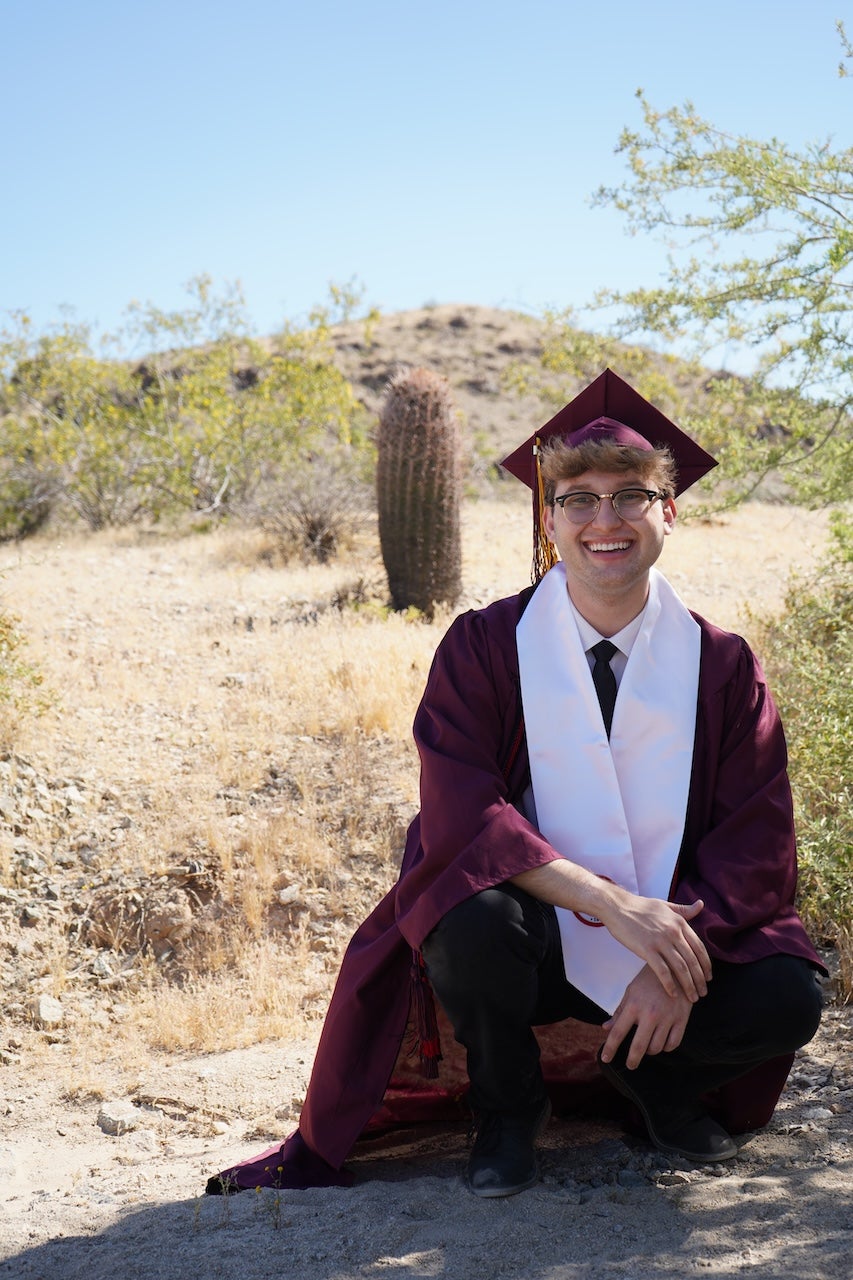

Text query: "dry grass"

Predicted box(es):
[0, 496, 834, 1062]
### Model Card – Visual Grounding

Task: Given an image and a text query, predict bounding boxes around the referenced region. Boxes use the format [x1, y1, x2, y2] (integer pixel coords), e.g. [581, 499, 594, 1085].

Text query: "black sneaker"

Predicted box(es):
[598, 1050, 737, 1163]
[467, 1097, 552, 1198]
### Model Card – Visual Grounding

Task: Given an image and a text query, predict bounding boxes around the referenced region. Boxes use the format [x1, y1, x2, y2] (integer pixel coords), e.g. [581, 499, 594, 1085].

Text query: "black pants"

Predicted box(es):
[421, 883, 823, 1115]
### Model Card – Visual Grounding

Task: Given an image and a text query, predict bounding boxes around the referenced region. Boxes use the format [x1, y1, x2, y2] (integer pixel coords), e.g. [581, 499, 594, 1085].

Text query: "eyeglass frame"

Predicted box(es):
[551, 487, 666, 524]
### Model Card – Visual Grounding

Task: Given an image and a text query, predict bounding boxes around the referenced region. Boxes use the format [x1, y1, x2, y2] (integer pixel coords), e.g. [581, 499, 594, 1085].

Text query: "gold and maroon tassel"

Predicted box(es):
[532, 438, 559, 583]
[409, 949, 442, 1079]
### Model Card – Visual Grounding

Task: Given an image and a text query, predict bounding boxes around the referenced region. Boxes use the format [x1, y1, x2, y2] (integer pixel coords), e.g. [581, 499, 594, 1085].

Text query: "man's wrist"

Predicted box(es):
[583, 874, 625, 924]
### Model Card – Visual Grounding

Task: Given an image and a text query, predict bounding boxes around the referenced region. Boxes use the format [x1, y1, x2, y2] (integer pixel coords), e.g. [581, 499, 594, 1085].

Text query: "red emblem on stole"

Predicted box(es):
[572, 875, 616, 928]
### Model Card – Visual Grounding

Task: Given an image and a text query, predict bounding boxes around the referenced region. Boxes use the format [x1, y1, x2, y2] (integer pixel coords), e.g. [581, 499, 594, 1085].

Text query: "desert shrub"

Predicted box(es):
[0, 456, 56, 540]
[0, 279, 367, 531]
[240, 445, 375, 564]
[130, 338, 361, 518]
[753, 514, 853, 967]
[0, 608, 49, 747]
[0, 323, 158, 531]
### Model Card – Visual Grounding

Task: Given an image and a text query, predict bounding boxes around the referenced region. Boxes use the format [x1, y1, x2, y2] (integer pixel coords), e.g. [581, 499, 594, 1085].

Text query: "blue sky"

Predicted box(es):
[1, 1, 850, 345]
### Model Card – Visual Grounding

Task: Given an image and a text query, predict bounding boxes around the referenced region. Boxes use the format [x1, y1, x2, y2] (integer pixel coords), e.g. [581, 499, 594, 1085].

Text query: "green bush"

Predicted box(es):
[0, 608, 49, 746]
[753, 514, 853, 962]
[0, 279, 368, 533]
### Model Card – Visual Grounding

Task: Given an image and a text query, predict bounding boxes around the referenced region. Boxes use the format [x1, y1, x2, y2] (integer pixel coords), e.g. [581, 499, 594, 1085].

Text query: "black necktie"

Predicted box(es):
[591, 640, 618, 738]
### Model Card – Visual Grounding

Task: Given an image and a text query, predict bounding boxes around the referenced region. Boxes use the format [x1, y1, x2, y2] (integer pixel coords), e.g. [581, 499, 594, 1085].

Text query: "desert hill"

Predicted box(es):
[328, 303, 553, 465]
[325, 303, 727, 481]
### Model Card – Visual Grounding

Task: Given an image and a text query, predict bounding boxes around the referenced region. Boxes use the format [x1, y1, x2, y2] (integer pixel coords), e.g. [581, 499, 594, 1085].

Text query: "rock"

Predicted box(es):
[97, 1100, 141, 1135]
[277, 884, 303, 906]
[92, 954, 114, 978]
[29, 994, 64, 1028]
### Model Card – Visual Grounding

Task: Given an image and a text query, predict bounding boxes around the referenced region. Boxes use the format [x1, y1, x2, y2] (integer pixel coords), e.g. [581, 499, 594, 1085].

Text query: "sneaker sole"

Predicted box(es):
[468, 1169, 540, 1198]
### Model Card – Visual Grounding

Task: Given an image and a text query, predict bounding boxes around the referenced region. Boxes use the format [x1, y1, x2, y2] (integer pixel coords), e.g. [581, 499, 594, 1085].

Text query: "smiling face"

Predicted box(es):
[542, 468, 677, 632]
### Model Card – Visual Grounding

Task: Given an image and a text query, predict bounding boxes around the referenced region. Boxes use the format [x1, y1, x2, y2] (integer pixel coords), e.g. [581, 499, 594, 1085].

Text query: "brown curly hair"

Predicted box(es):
[538, 438, 677, 506]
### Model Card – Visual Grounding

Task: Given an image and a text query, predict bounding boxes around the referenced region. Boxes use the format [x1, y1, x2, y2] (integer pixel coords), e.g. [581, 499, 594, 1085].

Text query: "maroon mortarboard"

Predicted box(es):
[500, 369, 718, 580]
[502, 368, 717, 495]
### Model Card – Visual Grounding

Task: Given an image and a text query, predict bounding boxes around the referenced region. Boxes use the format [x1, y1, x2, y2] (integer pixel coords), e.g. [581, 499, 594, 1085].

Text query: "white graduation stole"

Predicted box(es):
[516, 564, 701, 1014]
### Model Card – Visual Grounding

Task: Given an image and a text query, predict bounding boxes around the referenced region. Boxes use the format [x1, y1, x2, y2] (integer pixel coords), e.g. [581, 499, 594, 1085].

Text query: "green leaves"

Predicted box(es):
[588, 70, 853, 507]
[753, 520, 853, 958]
[0, 280, 366, 533]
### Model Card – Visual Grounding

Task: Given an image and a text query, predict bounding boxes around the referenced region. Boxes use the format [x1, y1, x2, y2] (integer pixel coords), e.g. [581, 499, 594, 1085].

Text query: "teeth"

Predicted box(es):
[587, 541, 631, 552]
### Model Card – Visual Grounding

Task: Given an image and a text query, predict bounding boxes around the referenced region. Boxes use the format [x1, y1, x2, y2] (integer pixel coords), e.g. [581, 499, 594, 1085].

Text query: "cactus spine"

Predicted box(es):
[377, 367, 462, 617]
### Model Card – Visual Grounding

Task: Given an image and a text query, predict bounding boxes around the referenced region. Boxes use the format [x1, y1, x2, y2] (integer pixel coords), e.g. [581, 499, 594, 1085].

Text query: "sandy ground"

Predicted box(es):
[1, 498, 851, 1280]
[1, 1003, 851, 1280]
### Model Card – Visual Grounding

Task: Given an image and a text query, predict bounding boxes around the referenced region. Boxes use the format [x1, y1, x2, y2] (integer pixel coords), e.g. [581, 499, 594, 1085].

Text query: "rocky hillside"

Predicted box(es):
[327, 304, 556, 471]
[326, 303, 726, 479]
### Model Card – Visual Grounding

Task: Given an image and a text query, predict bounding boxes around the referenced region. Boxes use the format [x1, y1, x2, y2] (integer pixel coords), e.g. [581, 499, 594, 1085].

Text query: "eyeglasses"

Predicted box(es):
[552, 488, 664, 524]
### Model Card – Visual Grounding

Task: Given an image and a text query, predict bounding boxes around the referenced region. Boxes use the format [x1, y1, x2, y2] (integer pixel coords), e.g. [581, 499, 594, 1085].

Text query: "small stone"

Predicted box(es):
[277, 885, 303, 906]
[616, 1168, 647, 1188]
[97, 1101, 141, 1135]
[128, 1128, 158, 1152]
[802, 1106, 834, 1121]
[657, 1172, 691, 1186]
[29, 994, 64, 1028]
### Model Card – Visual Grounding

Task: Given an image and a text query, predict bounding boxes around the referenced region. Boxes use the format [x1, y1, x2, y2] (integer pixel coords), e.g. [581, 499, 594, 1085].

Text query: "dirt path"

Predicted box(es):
[1, 1002, 851, 1279]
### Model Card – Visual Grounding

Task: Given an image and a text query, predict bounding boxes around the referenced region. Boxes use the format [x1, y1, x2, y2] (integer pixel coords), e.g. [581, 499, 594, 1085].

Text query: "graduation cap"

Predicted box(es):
[501, 368, 717, 581]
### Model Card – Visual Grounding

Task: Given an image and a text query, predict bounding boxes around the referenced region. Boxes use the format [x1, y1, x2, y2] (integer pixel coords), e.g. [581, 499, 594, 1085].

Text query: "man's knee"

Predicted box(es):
[421, 884, 546, 992]
[423, 886, 519, 967]
[776, 956, 824, 1049]
[699, 953, 824, 1060]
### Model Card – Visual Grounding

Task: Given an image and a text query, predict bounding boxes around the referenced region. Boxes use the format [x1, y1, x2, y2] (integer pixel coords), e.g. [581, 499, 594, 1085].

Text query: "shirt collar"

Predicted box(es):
[569, 598, 647, 659]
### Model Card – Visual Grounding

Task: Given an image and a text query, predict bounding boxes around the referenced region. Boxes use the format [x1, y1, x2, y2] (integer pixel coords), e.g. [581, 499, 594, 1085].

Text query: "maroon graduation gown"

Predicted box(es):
[210, 587, 822, 1192]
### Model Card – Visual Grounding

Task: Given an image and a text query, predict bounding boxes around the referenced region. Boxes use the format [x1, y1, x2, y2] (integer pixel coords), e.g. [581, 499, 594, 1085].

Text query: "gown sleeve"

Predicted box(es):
[673, 629, 820, 967]
[394, 602, 561, 950]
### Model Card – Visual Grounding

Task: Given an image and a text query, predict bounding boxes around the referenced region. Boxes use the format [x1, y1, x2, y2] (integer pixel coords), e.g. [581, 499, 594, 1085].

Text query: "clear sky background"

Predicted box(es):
[1, 0, 850, 347]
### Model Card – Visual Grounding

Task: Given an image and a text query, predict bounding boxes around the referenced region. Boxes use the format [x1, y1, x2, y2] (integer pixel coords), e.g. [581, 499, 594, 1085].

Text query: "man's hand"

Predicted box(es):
[597, 887, 711, 1004]
[512, 862, 712, 1004]
[600, 965, 694, 1068]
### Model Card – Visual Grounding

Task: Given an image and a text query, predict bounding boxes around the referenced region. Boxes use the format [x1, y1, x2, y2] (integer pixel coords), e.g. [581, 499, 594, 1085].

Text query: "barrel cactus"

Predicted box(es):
[377, 367, 462, 617]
